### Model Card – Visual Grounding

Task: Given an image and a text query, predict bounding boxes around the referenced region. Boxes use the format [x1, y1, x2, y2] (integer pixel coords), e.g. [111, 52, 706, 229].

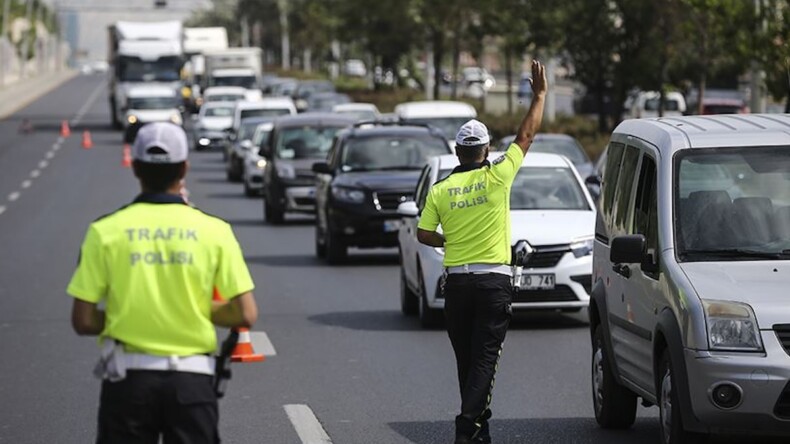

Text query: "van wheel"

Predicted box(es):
[418, 270, 442, 328]
[659, 351, 704, 444]
[400, 265, 418, 316]
[592, 325, 637, 429]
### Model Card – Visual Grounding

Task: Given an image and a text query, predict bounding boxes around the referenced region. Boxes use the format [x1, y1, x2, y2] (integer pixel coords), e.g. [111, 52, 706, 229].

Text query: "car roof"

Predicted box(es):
[126, 86, 176, 97]
[337, 124, 442, 139]
[239, 116, 276, 125]
[272, 113, 356, 128]
[236, 99, 294, 110]
[204, 86, 247, 95]
[212, 68, 255, 76]
[613, 114, 790, 153]
[394, 101, 477, 118]
[202, 101, 235, 108]
[333, 102, 378, 112]
[434, 152, 573, 171]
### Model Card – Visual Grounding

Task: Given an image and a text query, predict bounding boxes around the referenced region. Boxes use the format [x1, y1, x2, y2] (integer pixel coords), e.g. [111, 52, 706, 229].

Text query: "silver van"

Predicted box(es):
[590, 114, 790, 443]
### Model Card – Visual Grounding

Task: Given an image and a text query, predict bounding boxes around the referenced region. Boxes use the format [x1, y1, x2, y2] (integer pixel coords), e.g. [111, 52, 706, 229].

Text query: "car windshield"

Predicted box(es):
[297, 82, 335, 97]
[341, 135, 449, 172]
[401, 117, 472, 140]
[309, 95, 350, 111]
[439, 167, 589, 210]
[645, 98, 681, 111]
[118, 56, 181, 82]
[241, 108, 292, 120]
[336, 110, 379, 122]
[238, 121, 262, 140]
[206, 94, 244, 102]
[530, 138, 590, 166]
[204, 106, 233, 117]
[676, 147, 790, 260]
[212, 76, 256, 89]
[128, 97, 177, 110]
[275, 126, 345, 159]
[252, 126, 273, 146]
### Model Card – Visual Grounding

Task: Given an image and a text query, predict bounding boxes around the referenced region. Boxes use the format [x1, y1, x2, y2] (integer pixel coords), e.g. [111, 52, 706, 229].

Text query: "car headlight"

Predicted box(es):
[256, 159, 267, 169]
[332, 186, 366, 203]
[702, 300, 763, 352]
[275, 163, 295, 179]
[570, 236, 594, 258]
[198, 137, 210, 146]
[170, 113, 182, 125]
[127, 115, 138, 124]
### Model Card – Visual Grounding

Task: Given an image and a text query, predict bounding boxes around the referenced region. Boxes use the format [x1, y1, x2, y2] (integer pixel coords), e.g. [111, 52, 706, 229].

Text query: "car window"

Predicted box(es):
[415, 166, 432, 211]
[611, 145, 640, 236]
[601, 142, 625, 228]
[241, 108, 292, 120]
[275, 126, 346, 160]
[530, 138, 590, 166]
[238, 122, 261, 140]
[252, 127, 273, 146]
[212, 76, 256, 89]
[510, 167, 590, 210]
[204, 106, 233, 117]
[633, 154, 659, 274]
[401, 117, 473, 140]
[340, 135, 449, 172]
[206, 94, 244, 102]
[128, 97, 177, 110]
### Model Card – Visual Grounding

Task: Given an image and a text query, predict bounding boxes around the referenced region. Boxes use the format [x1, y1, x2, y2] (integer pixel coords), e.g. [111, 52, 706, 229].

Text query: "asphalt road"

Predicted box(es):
[0, 74, 667, 444]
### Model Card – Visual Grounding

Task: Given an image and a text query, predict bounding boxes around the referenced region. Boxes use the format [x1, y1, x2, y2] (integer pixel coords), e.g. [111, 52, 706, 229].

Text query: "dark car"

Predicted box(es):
[312, 122, 453, 264]
[292, 80, 336, 112]
[306, 92, 351, 112]
[496, 133, 594, 179]
[226, 116, 275, 182]
[258, 113, 356, 224]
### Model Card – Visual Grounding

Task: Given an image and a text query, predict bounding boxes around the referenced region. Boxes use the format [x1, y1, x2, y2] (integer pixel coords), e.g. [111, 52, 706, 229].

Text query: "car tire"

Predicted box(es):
[400, 264, 418, 316]
[592, 324, 637, 429]
[326, 231, 347, 265]
[315, 223, 327, 259]
[659, 350, 705, 444]
[265, 200, 284, 225]
[418, 269, 442, 328]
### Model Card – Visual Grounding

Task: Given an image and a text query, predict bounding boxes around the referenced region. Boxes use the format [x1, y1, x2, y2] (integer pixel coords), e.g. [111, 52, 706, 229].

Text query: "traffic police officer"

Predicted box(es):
[67, 122, 258, 443]
[417, 60, 547, 444]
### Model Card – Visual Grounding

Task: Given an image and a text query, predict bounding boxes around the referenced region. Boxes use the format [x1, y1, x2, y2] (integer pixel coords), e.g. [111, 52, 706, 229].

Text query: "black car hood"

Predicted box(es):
[332, 170, 422, 191]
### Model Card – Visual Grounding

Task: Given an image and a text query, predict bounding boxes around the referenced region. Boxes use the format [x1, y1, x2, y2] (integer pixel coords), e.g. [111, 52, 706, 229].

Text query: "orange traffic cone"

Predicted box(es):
[82, 131, 93, 149]
[231, 327, 265, 362]
[60, 120, 71, 138]
[122, 144, 132, 167]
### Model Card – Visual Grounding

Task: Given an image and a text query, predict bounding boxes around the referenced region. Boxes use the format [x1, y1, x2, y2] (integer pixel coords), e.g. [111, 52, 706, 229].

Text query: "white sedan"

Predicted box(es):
[397, 152, 596, 327]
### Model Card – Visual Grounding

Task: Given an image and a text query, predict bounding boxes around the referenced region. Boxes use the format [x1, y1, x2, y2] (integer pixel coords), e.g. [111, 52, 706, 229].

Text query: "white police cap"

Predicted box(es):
[455, 119, 491, 147]
[132, 122, 188, 164]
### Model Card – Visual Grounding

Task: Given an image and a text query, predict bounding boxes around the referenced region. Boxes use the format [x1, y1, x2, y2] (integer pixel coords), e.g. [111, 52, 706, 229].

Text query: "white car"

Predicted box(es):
[331, 102, 380, 121]
[394, 100, 477, 149]
[202, 86, 247, 104]
[397, 152, 596, 327]
[124, 85, 182, 129]
[624, 90, 687, 119]
[232, 98, 297, 133]
[193, 101, 235, 151]
[242, 121, 275, 197]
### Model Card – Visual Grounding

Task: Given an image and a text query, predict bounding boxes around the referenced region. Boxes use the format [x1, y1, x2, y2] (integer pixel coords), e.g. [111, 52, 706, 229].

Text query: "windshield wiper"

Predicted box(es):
[681, 248, 790, 260]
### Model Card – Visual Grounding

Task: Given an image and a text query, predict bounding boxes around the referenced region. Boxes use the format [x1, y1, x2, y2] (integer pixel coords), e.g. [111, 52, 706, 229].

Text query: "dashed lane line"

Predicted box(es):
[45, 151, 55, 159]
[21, 180, 31, 189]
[30, 170, 40, 178]
[250, 331, 277, 357]
[71, 82, 105, 126]
[0, 206, 5, 215]
[8, 192, 20, 202]
[39, 160, 48, 169]
[284, 404, 333, 444]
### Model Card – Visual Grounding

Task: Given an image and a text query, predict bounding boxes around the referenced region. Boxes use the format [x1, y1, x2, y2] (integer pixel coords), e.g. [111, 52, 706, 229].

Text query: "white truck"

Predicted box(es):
[203, 48, 263, 102]
[183, 27, 228, 109]
[107, 21, 184, 129]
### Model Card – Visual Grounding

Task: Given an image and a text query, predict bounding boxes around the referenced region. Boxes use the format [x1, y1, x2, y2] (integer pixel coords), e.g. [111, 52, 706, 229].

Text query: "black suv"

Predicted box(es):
[259, 113, 356, 224]
[313, 122, 452, 263]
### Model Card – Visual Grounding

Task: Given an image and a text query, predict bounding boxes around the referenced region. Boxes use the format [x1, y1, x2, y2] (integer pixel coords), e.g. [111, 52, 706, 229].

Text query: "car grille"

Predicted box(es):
[774, 325, 790, 356]
[513, 285, 578, 303]
[294, 197, 315, 206]
[774, 381, 790, 419]
[511, 244, 569, 268]
[571, 274, 592, 295]
[375, 191, 413, 211]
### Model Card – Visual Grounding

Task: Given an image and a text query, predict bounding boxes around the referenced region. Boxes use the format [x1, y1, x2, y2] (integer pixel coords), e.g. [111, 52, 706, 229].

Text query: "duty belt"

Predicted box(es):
[123, 353, 215, 375]
[445, 264, 512, 276]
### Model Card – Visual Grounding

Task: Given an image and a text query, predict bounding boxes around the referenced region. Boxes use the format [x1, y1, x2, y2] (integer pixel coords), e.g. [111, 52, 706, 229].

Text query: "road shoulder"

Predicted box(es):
[0, 71, 79, 120]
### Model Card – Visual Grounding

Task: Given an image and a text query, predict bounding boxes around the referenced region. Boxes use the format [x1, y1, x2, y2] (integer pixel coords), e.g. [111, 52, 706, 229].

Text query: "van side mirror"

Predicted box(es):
[258, 143, 271, 158]
[312, 162, 333, 175]
[610, 235, 646, 264]
[397, 201, 419, 217]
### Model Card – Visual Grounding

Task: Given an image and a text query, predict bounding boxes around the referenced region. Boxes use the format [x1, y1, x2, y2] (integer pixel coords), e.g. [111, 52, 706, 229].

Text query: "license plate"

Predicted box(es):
[521, 274, 555, 290]
[383, 220, 402, 232]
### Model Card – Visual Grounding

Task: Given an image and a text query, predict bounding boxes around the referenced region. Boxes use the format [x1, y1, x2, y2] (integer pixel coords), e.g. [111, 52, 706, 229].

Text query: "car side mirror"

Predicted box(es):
[312, 162, 333, 175]
[397, 201, 419, 217]
[585, 175, 602, 200]
[610, 235, 646, 264]
[241, 140, 253, 150]
[258, 143, 272, 158]
[513, 240, 533, 266]
[585, 175, 601, 186]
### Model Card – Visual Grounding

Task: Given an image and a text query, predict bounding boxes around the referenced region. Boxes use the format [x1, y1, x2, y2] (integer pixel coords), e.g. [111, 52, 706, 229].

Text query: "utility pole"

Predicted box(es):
[1, 0, 12, 86]
[20, 0, 34, 78]
[277, 0, 290, 70]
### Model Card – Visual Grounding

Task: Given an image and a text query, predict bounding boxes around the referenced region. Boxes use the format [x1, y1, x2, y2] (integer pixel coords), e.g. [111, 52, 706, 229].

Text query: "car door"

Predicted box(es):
[619, 148, 662, 393]
[606, 144, 645, 388]
[402, 165, 432, 286]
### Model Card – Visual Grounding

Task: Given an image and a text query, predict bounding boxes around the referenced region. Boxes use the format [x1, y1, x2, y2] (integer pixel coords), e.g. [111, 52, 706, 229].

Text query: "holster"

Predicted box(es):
[93, 339, 127, 382]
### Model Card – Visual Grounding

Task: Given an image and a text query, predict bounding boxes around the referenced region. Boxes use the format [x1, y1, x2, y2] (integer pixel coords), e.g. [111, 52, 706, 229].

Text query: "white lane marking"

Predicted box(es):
[284, 404, 333, 444]
[8, 192, 20, 202]
[57, 137, 64, 144]
[0, 206, 5, 215]
[39, 160, 48, 169]
[45, 151, 55, 159]
[30, 170, 40, 178]
[71, 82, 105, 126]
[52, 144, 61, 151]
[249, 331, 277, 357]
[21, 180, 32, 189]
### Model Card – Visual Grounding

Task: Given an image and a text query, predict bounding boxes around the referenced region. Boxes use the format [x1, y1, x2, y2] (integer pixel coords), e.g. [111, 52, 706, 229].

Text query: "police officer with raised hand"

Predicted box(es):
[67, 122, 258, 443]
[417, 60, 548, 444]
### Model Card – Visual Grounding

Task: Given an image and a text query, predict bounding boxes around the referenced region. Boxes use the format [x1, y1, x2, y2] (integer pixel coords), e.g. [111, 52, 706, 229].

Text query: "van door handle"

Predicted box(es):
[612, 264, 631, 279]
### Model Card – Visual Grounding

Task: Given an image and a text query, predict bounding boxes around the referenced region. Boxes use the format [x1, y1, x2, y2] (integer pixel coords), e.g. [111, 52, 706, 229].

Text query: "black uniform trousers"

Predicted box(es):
[443, 272, 513, 443]
[97, 370, 219, 444]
